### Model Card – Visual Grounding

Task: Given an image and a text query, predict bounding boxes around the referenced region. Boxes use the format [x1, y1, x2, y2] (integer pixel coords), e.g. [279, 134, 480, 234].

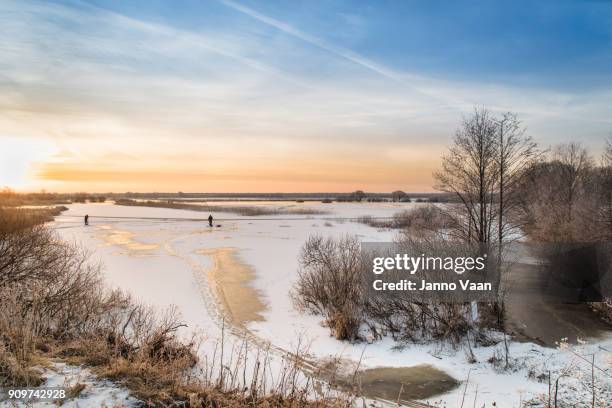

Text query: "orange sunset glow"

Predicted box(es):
[1, 1, 609, 193]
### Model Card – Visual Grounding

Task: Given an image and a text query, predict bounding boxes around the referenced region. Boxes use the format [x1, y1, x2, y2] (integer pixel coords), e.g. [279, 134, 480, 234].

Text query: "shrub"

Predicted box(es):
[394, 205, 451, 232]
[292, 235, 364, 341]
[293, 233, 495, 345]
[358, 205, 451, 233]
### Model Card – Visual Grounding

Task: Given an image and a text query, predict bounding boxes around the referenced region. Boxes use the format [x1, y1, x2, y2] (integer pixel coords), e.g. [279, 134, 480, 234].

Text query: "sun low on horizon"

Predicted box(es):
[1, 0, 611, 193]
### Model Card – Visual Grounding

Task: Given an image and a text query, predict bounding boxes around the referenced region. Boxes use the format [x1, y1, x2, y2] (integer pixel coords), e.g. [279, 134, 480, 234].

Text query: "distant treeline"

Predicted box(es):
[0, 188, 452, 206]
[116, 191, 451, 202]
[0, 189, 106, 206]
[117, 190, 451, 202]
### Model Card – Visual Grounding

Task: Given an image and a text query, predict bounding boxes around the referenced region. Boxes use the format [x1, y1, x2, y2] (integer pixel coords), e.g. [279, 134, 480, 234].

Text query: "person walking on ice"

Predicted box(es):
[208, 214, 213, 227]
[84, 214, 89, 226]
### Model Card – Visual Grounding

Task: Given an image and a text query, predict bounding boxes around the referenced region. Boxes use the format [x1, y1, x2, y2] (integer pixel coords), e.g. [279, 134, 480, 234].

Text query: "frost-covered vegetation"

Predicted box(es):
[0, 207, 349, 407]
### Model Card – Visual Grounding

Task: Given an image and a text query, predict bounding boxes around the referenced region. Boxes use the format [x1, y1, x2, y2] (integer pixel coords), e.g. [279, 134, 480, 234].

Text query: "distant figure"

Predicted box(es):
[208, 214, 213, 227]
[84, 214, 89, 226]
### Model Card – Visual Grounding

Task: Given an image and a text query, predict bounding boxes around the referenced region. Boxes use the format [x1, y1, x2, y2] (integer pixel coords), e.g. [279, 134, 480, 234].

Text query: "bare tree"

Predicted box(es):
[435, 108, 499, 243]
[518, 143, 597, 242]
[604, 136, 612, 166]
[435, 109, 539, 323]
[597, 137, 612, 239]
[391, 190, 407, 202]
[552, 143, 593, 230]
[353, 190, 366, 202]
[494, 113, 540, 245]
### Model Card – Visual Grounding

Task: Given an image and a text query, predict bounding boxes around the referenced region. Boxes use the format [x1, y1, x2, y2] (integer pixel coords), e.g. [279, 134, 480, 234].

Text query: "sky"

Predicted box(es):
[1, 0, 611, 193]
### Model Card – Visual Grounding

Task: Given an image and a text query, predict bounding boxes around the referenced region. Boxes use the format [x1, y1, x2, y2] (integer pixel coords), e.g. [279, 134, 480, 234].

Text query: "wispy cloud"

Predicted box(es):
[219, 0, 402, 82]
[217, 0, 478, 109]
[76, 0, 303, 83]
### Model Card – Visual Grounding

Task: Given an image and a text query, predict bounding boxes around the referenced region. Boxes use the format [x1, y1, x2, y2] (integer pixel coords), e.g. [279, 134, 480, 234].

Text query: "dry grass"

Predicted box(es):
[51, 332, 349, 407]
[0, 188, 71, 207]
[358, 205, 451, 234]
[116, 199, 327, 217]
[0, 346, 45, 387]
[65, 382, 87, 399]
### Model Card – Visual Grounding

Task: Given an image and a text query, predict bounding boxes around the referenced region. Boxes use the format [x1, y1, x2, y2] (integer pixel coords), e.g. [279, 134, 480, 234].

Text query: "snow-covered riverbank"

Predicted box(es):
[49, 202, 611, 407]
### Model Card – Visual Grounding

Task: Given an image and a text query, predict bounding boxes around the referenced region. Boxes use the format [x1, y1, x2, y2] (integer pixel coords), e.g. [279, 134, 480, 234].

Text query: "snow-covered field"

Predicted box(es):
[47, 201, 611, 407]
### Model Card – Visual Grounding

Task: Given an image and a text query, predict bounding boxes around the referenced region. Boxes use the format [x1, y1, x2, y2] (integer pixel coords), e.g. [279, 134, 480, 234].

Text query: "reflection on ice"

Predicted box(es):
[198, 247, 267, 327]
[95, 225, 159, 254]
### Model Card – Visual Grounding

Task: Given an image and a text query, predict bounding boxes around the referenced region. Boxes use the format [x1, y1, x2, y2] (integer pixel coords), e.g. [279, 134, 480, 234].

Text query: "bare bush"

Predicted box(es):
[400, 206, 451, 233]
[364, 235, 497, 344]
[0, 209, 135, 385]
[0, 216, 125, 386]
[363, 295, 474, 344]
[0, 208, 78, 286]
[292, 235, 363, 341]
[358, 205, 450, 234]
[293, 234, 498, 345]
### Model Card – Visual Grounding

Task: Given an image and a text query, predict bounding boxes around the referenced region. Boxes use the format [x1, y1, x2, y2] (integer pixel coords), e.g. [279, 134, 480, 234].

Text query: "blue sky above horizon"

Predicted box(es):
[1, 0, 611, 192]
[85, 0, 612, 88]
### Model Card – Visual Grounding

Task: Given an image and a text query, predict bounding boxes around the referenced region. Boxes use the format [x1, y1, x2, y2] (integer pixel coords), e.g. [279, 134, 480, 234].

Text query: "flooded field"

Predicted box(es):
[51, 201, 612, 407]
